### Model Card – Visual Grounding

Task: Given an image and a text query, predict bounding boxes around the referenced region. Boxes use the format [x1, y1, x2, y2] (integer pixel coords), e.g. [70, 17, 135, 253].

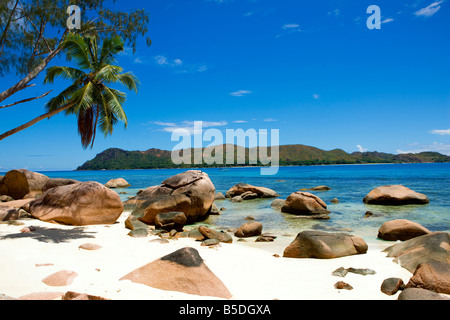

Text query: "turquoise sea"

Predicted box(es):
[5, 163, 450, 242]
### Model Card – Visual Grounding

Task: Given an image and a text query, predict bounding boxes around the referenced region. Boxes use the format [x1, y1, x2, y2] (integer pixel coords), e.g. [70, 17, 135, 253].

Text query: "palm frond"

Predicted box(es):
[94, 64, 123, 83]
[101, 87, 128, 126]
[99, 35, 124, 67]
[116, 72, 139, 93]
[45, 81, 83, 113]
[44, 66, 86, 84]
[61, 33, 92, 70]
[70, 82, 95, 114]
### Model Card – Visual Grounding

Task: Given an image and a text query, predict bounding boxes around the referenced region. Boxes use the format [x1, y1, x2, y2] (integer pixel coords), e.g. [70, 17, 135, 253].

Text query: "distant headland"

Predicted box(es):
[76, 144, 450, 170]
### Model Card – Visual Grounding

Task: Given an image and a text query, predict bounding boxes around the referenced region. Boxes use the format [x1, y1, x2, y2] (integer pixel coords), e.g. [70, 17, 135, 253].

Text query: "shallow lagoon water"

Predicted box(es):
[16, 163, 450, 241]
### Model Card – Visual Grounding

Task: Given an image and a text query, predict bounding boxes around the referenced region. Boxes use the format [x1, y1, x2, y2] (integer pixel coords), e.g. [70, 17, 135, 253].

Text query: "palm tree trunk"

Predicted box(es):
[0, 102, 75, 141]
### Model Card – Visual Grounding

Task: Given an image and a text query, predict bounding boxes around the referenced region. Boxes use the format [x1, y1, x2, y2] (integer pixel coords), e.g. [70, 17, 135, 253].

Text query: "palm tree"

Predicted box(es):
[0, 34, 139, 148]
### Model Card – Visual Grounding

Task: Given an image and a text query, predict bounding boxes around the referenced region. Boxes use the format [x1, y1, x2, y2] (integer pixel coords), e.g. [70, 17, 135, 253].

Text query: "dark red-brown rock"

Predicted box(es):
[381, 277, 405, 295]
[154, 211, 187, 231]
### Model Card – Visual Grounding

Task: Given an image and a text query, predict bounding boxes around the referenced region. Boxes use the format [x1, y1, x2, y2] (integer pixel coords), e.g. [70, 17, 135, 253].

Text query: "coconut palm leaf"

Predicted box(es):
[43, 33, 139, 149]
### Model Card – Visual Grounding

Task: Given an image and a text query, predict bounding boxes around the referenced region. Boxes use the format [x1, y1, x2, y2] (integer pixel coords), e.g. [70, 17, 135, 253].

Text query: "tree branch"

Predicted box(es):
[0, 101, 75, 141]
[0, 90, 52, 109]
[0, 0, 20, 56]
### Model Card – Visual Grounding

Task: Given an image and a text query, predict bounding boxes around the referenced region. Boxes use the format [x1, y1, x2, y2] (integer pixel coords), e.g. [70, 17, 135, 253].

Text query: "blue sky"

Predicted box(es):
[0, 0, 449, 171]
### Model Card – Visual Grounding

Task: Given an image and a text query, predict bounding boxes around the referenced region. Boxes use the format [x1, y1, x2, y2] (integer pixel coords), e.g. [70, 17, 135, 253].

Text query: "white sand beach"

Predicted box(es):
[0, 211, 413, 300]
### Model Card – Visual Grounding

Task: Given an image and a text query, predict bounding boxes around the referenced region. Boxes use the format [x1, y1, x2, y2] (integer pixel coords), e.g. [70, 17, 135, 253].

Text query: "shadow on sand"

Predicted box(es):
[0, 226, 97, 243]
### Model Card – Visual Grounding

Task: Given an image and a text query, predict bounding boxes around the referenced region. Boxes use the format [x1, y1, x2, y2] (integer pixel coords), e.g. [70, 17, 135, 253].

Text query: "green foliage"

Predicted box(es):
[0, 0, 150, 77]
[76, 145, 450, 170]
[44, 33, 139, 148]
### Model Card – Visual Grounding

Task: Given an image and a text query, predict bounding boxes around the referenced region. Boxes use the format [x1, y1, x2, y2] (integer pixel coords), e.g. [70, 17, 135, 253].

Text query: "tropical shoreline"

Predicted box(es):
[0, 210, 416, 300]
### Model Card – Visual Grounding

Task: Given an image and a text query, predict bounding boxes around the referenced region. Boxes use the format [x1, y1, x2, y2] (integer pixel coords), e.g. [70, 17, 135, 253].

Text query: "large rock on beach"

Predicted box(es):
[363, 185, 429, 205]
[405, 261, 450, 294]
[377, 219, 431, 241]
[398, 288, 450, 300]
[198, 226, 233, 243]
[281, 191, 330, 215]
[105, 178, 130, 188]
[42, 178, 79, 193]
[120, 247, 232, 299]
[225, 183, 279, 199]
[283, 230, 368, 259]
[124, 170, 215, 225]
[29, 181, 123, 226]
[154, 211, 187, 231]
[0, 207, 20, 221]
[234, 221, 263, 238]
[0, 169, 49, 200]
[383, 232, 450, 273]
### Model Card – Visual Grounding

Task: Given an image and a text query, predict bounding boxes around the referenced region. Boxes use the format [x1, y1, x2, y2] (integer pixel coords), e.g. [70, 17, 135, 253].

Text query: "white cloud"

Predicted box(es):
[276, 23, 302, 38]
[282, 23, 300, 30]
[381, 18, 395, 24]
[356, 145, 368, 153]
[154, 55, 169, 65]
[232, 120, 248, 123]
[327, 9, 341, 16]
[153, 55, 207, 73]
[313, 94, 320, 100]
[151, 120, 228, 135]
[134, 57, 143, 64]
[397, 142, 450, 155]
[230, 90, 252, 97]
[414, 1, 444, 17]
[263, 118, 278, 122]
[430, 129, 450, 135]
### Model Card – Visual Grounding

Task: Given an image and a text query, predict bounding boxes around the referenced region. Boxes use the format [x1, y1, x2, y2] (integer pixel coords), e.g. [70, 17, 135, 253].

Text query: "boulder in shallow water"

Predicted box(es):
[225, 183, 279, 199]
[105, 178, 130, 188]
[124, 170, 215, 225]
[377, 219, 431, 241]
[363, 185, 429, 205]
[281, 191, 330, 216]
[234, 221, 263, 238]
[29, 181, 123, 226]
[283, 230, 368, 259]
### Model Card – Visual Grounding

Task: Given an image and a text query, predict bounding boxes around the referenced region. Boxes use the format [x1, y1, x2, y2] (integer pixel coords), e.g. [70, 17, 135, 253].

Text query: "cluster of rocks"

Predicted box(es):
[1, 168, 448, 300]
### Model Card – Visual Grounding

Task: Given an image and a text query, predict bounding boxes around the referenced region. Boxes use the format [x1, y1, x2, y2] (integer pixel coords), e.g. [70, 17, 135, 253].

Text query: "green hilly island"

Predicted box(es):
[76, 144, 450, 170]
